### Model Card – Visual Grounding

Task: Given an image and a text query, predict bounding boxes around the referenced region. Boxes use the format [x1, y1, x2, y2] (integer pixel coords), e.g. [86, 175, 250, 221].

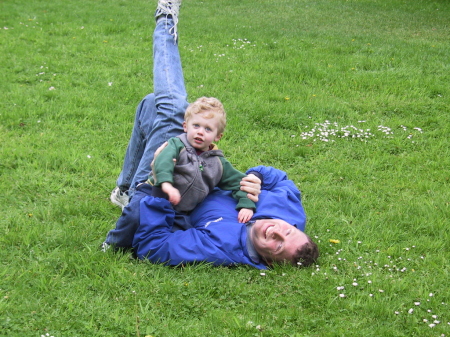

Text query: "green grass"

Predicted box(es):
[1, 0, 449, 336]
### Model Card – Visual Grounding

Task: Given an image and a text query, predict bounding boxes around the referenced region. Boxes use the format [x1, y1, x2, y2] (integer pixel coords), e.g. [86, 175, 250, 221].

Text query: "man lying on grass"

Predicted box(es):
[132, 164, 319, 269]
[102, 0, 319, 269]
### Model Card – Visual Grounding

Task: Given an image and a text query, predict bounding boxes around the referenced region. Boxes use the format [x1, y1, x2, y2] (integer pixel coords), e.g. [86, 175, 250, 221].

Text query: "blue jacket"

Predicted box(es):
[132, 166, 307, 269]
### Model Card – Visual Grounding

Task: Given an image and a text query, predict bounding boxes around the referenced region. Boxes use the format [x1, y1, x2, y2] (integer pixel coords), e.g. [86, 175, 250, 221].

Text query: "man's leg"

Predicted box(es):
[104, 184, 154, 250]
[113, 94, 158, 208]
[152, 5, 188, 145]
[112, 1, 186, 204]
[130, 10, 187, 192]
[105, 1, 188, 245]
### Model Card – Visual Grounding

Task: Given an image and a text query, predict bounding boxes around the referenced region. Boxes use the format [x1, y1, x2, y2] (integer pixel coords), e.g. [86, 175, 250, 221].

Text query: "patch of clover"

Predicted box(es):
[213, 38, 257, 62]
[290, 120, 423, 143]
[34, 63, 57, 88]
[185, 38, 257, 63]
[306, 232, 449, 333]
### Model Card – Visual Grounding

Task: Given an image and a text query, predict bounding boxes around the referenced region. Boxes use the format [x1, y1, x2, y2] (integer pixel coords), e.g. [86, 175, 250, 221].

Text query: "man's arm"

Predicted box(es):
[132, 195, 254, 266]
[133, 196, 203, 265]
[247, 166, 307, 231]
[246, 166, 288, 190]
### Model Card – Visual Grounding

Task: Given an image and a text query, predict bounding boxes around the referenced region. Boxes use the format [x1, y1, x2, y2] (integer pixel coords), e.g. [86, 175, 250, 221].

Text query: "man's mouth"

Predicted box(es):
[264, 225, 274, 239]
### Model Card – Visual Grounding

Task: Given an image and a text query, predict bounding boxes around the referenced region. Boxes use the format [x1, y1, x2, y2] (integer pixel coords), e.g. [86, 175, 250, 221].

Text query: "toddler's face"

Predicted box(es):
[183, 112, 223, 152]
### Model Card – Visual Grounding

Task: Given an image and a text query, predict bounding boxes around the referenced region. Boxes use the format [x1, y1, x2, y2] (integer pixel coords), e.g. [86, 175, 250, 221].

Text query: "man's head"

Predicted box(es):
[249, 218, 319, 267]
[183, 97, 227, 152]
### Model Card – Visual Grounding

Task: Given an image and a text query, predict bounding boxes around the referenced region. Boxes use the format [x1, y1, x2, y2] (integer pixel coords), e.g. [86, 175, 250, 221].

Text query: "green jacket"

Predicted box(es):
[149, 133, 256, 212]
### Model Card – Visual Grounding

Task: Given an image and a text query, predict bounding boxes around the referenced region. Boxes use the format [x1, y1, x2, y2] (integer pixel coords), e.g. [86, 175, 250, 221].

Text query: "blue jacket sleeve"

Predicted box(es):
[132, 195, 257, 267]
[247, 166, 307, 232]
[246, 165, 288, 190]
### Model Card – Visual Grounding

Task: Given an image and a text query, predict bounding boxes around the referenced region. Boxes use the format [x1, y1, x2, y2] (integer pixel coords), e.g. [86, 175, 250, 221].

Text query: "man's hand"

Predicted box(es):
[238, 208, 254, 223]
[240, 174, 261, 203]
[162, 182, 181, 205]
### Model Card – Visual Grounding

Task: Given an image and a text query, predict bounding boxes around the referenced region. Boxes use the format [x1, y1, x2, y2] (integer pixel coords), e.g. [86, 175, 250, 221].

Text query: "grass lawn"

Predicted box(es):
[1, 0, 449, 336]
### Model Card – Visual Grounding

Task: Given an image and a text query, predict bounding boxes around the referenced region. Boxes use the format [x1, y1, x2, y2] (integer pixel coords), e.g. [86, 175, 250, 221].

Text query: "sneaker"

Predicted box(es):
[155, 0, 182, 39]
[110, 187, 129, 209]
[100, 242, 111, 252]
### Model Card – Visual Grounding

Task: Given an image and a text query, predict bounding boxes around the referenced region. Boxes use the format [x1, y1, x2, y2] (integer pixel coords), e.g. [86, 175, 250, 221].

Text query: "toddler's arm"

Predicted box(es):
[161, 182, 181, 205]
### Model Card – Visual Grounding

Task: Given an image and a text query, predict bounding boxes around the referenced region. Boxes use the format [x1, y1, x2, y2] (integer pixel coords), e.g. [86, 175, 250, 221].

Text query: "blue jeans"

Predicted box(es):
[106, 16, 188, 248]
[116, 16, 188, 196]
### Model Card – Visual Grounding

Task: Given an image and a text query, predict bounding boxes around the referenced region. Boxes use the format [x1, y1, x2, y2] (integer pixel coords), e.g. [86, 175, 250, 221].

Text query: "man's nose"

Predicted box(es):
[271, 227, 283, 238]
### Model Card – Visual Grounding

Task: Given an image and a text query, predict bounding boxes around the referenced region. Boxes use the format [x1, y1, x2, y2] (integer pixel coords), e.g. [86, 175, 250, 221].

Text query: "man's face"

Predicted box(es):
[249, 219, 309, 264]
[183, 112, 223, 152]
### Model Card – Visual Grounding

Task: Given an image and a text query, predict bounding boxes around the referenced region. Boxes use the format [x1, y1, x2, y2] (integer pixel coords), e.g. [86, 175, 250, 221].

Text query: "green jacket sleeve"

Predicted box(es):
[217, 157, 256, 211]
[152, 137, 185, 187]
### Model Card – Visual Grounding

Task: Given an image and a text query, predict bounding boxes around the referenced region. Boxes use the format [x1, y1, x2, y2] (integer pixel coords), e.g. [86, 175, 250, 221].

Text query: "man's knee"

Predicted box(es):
[136, 93, 156, 118]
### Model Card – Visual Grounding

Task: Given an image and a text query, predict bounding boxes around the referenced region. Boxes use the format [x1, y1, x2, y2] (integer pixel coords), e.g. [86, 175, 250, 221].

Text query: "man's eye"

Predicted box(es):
[276, 243, 282, 252]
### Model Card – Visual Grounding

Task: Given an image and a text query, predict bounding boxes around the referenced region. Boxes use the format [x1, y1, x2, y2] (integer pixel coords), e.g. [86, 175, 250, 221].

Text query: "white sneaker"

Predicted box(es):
[155, 0, 182, 39]
[100, 242, 111, 252]
[110, 187, 129, 209]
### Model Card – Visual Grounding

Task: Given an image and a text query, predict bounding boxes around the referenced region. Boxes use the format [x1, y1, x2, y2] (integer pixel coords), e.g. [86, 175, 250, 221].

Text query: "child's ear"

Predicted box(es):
[182, 121, 187, 132]
[214, 133, 223, 142]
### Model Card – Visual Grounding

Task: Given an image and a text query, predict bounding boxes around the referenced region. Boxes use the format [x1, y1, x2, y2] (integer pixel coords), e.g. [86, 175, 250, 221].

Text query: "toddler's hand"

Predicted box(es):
[238, 208, 254, 223]
[161, 182, 181, 205]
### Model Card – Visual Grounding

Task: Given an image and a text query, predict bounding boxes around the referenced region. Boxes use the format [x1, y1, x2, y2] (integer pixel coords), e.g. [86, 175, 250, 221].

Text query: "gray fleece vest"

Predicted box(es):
[173, 133, 224, 212]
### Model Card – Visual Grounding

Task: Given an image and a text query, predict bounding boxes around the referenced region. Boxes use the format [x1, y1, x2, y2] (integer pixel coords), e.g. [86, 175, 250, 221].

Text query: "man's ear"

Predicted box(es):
[214, 133, 223, 142]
